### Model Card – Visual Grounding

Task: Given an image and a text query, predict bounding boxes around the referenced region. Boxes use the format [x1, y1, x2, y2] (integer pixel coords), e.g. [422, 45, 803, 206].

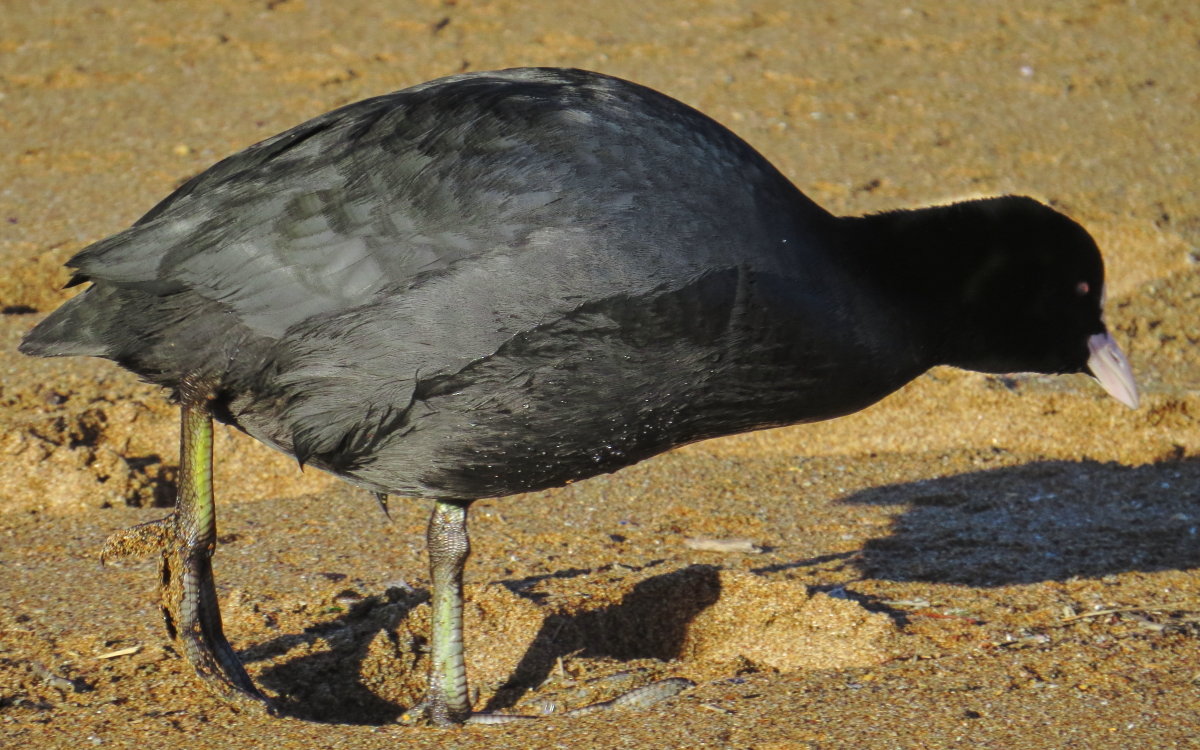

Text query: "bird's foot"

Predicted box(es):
[397, 696, 457, 727]
[518, 672, 694, 719]
[399, 675, 693, 726]
[399, 696, 530, 727]
[100, 515, 275, 716]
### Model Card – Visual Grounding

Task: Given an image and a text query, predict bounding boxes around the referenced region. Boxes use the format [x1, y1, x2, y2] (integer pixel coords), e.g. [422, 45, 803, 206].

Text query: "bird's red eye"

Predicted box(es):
[1075, 281, 1090, 296]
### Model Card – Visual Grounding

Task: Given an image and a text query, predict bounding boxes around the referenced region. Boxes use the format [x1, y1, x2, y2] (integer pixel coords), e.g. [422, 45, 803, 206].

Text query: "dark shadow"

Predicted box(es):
[234, 564, 720, 723]
[483, 564, 722, 712]
[840, 456, 1200, 587]
[242, 586, 428, 724]
[124, 454, 178, 508]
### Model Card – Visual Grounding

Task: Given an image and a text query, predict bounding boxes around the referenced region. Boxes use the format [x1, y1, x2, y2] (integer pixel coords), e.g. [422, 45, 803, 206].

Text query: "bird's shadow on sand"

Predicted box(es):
[237, 455, 1197, 724]
[838, 455, 1200, 586]
[481, 563, 721, 712]
[239, 587, 424, 724]
[238, 564, 720, 724]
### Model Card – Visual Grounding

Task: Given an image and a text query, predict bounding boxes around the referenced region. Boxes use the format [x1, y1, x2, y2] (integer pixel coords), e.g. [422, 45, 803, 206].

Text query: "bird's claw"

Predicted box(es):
[100, 515, 175, 564]
[398, 675, 693, 726]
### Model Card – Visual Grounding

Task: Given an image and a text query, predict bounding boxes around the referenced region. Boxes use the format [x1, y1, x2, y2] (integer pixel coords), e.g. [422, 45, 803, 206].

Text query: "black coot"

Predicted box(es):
[21, 67, 1138, 724]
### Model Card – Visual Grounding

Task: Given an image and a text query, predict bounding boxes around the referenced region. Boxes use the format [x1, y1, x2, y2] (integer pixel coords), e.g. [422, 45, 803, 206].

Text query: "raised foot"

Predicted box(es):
[400, 676, 694, 727]
[100, 516, 174, 562]
[101, 514, 274, 716]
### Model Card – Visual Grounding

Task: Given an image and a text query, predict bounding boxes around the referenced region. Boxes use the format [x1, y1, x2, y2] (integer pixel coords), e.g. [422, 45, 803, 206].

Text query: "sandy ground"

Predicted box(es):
[2, 1, 1199, 747]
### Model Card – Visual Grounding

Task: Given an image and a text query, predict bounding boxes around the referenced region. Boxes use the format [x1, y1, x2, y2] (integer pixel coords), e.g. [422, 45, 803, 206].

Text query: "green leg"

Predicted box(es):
[424, 499, 473, 726]
[171, 386, 265, 707]
[412, 498, 692, 727]
[102, 378, 268, 713]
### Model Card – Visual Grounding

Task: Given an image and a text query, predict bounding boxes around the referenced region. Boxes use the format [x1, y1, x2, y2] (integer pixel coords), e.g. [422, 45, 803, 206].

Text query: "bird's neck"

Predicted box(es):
[836, 204, 996, 369]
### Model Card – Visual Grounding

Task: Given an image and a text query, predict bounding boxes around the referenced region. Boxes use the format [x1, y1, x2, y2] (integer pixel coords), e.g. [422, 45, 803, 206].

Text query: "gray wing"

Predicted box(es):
[68, 74, 595, 339]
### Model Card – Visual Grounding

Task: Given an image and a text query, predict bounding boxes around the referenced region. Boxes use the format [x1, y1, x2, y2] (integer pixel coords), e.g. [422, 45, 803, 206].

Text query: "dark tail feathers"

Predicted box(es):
[19, 285, 117, 358]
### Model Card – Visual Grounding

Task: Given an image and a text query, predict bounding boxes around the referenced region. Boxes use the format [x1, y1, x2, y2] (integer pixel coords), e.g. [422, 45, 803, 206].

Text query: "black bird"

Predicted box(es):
[20, 67, 1138, 725]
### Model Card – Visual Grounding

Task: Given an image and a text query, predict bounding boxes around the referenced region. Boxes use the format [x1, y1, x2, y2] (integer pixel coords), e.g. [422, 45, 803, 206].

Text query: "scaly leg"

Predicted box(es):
[102, 378, 269, 713]
[411, 499, 691, 726]
[423, 498, 473, 725]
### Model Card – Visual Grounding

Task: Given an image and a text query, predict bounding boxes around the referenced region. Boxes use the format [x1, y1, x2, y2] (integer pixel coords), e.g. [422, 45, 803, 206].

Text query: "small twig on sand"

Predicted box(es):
[1060, 604, 1199, 623]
